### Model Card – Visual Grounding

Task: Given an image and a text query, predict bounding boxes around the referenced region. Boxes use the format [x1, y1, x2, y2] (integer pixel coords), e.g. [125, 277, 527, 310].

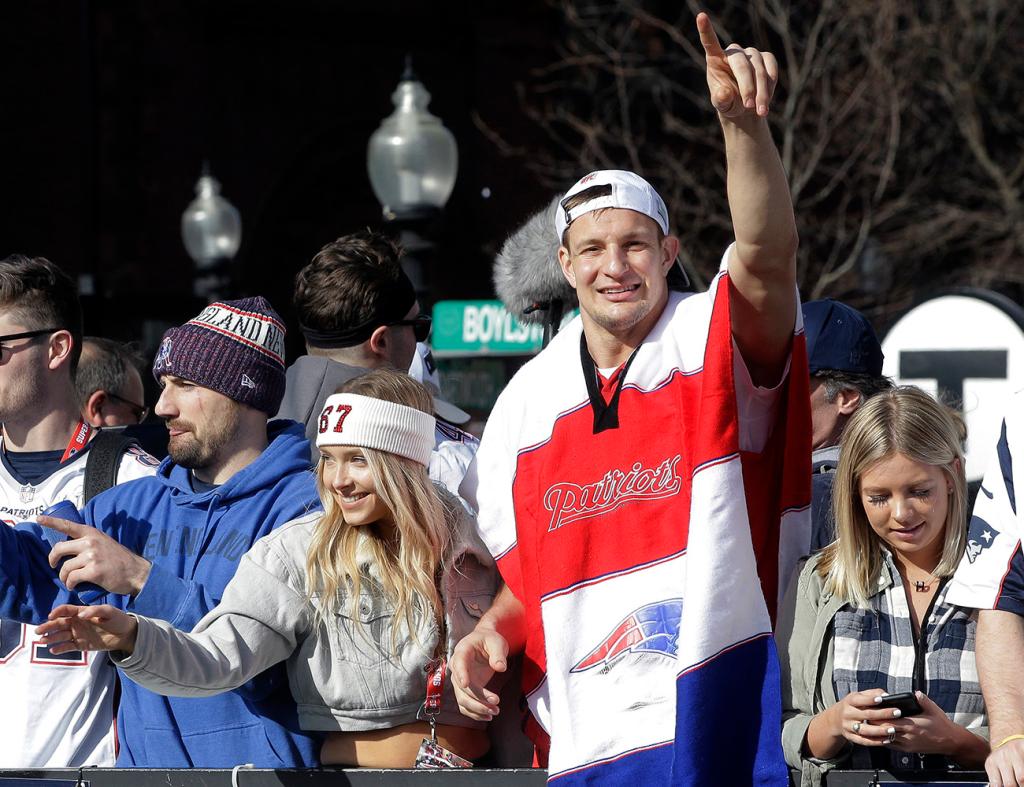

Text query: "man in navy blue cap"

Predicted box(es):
[803, 299, 892, 549]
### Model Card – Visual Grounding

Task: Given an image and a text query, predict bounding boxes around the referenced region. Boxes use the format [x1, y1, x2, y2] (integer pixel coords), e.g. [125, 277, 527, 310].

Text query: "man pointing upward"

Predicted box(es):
[453, 13, 809, 785]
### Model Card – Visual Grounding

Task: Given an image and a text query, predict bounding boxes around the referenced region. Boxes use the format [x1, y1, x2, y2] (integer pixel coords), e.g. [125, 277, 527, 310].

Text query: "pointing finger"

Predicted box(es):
[37, 515, 86, 538]
[696, 12, 725, 58]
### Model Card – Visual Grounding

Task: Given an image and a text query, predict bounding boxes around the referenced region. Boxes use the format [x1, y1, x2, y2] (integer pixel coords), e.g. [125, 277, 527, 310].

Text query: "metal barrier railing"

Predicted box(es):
[0, 767, 990, 785]
[825, 770, 987, 786]
[0, 769, 547, 787]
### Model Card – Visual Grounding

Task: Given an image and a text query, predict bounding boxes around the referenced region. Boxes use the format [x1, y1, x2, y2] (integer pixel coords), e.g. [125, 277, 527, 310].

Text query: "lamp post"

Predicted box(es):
[367, 57, 458, 306]
[181, 165, 242, 300]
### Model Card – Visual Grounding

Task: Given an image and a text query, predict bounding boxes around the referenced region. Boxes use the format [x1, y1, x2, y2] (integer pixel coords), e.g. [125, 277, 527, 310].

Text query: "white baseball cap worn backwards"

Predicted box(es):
[554, 170, 671, 242]
[316, 393, 435, 467]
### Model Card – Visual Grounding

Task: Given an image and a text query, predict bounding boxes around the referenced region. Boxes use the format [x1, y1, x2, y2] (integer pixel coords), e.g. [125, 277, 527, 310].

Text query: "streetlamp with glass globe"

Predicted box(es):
[367, 58, 458, 305]
[181, 165, 242, 300]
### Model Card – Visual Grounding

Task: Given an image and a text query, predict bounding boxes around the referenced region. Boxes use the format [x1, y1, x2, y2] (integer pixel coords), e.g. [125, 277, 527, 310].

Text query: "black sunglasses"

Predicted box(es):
[106, 391, 150, 424]
[0, 327, 61, 362]
[0, 327, 61, 343]
[386, 315, 432, 343]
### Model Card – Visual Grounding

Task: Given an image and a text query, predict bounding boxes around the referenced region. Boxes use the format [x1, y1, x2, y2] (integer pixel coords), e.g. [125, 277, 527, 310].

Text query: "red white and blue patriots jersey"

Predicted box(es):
[474, 266, 811, 785]
[947, 390, 1024, 614]
[0, 438, 157, 767]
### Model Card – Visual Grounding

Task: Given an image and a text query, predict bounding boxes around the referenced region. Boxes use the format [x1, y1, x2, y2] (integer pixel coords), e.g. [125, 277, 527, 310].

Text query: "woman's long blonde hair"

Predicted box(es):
[818, 386, 967, 607]
[305, 369, 453, 649]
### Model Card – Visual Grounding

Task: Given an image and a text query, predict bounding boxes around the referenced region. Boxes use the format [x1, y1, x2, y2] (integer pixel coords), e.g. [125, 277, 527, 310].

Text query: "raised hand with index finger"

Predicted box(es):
[697, 12, 778, 119]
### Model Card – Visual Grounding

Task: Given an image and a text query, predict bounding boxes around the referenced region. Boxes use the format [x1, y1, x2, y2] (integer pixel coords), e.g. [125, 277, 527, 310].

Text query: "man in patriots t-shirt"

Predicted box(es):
[0, 255, 156, 767]
[452, 13, 811, 786]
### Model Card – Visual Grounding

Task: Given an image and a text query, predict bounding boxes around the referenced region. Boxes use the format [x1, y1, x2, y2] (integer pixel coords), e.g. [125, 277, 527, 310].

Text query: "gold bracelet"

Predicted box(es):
[996, 734, 1024, 749]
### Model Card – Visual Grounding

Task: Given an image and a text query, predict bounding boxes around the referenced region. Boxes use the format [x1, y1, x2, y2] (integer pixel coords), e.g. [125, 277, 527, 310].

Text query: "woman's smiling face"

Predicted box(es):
[320, 445, 392, 529]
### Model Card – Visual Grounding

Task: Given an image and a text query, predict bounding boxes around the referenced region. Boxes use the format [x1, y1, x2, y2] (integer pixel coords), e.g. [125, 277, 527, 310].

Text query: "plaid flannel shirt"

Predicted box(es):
[832, 551, 985, 771]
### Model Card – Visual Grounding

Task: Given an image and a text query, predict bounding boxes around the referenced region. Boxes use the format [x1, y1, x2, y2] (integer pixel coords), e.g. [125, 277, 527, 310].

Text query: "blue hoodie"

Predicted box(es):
[1, 420, 322, 768]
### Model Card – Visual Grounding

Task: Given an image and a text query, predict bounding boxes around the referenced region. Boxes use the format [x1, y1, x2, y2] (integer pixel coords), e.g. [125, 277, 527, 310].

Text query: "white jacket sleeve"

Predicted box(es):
[114, 542, 309, 697]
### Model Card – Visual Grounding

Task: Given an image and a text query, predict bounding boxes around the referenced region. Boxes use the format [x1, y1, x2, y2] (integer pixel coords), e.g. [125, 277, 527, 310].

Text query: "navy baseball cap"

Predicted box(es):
[802, 299, 884, 376]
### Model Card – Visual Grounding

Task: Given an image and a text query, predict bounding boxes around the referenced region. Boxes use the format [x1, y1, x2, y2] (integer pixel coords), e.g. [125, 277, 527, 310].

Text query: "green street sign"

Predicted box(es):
[432, 300, 549, 356]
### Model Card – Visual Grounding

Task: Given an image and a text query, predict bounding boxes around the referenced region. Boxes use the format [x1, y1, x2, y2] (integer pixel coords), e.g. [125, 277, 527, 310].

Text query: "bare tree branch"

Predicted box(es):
[481, 0, 1024, 318]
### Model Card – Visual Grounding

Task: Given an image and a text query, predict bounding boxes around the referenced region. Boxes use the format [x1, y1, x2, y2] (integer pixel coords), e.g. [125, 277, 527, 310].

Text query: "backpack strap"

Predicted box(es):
[83, 430, 140, 504]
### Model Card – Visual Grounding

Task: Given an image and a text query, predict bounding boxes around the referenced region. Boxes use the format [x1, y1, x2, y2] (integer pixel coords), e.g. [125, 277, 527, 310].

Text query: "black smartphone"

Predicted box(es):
[875, 691, 923, 717]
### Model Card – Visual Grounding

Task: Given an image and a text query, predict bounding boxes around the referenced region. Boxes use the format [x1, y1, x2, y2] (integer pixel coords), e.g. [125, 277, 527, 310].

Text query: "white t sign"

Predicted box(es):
[881, 290, 1024, 481]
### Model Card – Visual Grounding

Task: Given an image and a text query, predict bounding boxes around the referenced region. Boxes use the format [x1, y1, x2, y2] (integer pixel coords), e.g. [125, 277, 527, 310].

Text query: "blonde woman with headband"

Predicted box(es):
[37, 369, 498, 768]
[777, 386, 989, 786]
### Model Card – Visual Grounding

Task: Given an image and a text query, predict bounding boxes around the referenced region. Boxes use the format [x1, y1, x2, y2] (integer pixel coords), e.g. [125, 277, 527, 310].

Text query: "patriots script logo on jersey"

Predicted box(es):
[570, 598, 682, 673]
[544, 454, 683, 532]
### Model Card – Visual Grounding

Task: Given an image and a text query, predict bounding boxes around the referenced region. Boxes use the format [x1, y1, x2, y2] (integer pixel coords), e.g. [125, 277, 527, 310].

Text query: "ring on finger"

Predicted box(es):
[886, 730, 896, 744]
[852, 721, 861, 733]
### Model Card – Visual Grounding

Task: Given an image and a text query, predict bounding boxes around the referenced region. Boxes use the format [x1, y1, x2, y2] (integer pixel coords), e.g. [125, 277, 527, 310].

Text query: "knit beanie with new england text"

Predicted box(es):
[152, 296, 287, 415]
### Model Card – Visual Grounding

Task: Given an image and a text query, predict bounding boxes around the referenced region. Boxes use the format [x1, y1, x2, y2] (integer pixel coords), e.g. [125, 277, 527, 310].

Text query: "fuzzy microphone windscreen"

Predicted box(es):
[493, 197, 578, 326]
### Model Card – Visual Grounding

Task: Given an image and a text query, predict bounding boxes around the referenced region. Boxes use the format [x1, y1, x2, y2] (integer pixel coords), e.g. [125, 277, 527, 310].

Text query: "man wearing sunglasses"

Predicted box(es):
[277, 231, 478, 498]
[76, 337, 149, 427]
[0, 255, 157, 768]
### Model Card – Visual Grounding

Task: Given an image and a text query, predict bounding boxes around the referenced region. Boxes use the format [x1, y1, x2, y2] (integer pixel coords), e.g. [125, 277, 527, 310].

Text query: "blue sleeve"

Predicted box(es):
[0, 521, 75, 624]
[128, 562, 223, 629]
[995, 543, 1024, 617]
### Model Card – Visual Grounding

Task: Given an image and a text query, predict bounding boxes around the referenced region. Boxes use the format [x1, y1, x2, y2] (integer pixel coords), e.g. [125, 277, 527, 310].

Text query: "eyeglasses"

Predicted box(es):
[385, 315, 432, 343]
[0, 328, 61, 363]
[106, 391, 150, 424]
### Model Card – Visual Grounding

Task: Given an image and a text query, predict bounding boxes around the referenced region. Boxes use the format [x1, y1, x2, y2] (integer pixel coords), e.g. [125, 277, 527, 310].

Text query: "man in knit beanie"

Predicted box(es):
[0, 296, 321, 768]
[153, 296, 287, 417]
[151, 296, 287, 474]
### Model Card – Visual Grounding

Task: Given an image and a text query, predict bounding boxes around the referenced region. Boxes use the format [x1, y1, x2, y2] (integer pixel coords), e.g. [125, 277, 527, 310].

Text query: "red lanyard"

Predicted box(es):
[61, 420, 93, 463]
[424, 657, 446, 718]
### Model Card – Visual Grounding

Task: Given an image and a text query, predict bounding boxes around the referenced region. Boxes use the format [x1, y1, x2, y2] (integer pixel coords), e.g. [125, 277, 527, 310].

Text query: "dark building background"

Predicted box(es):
[1, 1, 559, 359]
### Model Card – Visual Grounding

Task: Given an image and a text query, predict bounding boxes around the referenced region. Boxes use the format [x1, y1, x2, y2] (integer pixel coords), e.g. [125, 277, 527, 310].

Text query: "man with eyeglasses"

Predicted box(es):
[1, 293, 321, 768]
[76, 337, 149, 427]
[0, 255, 157, 767]
[277, 231, 478, 497]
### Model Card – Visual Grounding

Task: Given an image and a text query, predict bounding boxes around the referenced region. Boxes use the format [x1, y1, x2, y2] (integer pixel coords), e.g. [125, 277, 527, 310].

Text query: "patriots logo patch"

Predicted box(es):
[965, 506, 1000, 564]
[570, 598, 682, 673]
[154, 338, 173, 369]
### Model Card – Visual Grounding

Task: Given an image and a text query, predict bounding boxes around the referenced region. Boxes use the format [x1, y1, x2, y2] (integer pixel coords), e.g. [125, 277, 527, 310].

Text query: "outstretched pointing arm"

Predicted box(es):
[698, 12, 798, 386]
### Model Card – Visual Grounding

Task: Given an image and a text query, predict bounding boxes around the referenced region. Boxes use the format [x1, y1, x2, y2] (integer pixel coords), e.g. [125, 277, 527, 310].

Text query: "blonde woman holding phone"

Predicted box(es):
[777, 386, 989, 785]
